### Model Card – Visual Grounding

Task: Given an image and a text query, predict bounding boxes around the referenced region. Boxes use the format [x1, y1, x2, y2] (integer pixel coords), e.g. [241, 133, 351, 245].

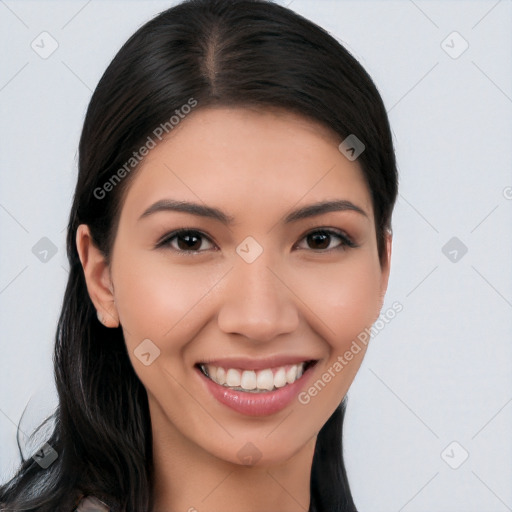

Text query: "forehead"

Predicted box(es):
[119, 106, 373, 223]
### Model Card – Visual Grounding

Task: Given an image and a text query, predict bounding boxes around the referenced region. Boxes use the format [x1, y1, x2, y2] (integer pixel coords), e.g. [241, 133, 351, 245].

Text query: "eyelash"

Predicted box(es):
[155, 227, 358, 254]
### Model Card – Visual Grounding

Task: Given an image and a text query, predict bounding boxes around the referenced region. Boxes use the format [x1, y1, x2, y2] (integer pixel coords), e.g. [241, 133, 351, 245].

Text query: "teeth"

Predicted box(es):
[286, 365, 297, 384]
[274, 367, 287, 388]
[216, 366, 226, 385]
[256, 369, 274, 391]
[201, 362, 309, 392]
[226, 368, 241, 387]
[240, 370, 257, 390]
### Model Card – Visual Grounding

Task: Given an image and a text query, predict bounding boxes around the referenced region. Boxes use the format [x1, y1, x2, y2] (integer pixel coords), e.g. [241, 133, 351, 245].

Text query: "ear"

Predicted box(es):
[76, 224, 119, 328]
[377, 230, 392, 313]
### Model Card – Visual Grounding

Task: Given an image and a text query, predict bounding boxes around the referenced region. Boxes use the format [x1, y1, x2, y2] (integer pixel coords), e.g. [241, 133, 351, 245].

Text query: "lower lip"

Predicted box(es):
[196, 363, 317, 416]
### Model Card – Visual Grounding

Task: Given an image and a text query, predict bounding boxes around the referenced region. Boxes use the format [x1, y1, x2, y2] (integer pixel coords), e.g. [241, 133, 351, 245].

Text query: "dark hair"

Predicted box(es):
[0, 0, 398, 510]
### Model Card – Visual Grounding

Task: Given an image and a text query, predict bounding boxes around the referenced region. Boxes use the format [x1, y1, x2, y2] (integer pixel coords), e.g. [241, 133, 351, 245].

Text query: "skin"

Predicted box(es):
[77, 106, 391, 512]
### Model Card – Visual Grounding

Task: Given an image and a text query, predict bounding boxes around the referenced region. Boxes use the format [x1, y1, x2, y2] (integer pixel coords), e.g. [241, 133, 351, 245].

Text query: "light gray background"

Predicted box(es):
[1, 1, 511, 510]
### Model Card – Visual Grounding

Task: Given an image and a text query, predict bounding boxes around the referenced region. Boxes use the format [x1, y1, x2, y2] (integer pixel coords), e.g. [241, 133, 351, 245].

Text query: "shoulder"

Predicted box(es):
[75, 495, 110, 512]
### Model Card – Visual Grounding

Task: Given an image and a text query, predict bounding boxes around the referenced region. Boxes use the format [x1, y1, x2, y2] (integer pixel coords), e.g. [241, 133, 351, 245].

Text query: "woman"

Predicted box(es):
[0, 0, 398, 510]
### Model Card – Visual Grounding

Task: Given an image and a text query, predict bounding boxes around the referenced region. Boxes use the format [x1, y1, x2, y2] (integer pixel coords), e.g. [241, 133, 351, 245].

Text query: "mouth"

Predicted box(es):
[195, 359, 318, 394]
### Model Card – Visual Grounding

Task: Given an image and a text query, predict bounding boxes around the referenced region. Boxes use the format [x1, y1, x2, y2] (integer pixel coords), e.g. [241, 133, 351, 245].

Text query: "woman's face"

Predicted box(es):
[93, 107, 390, 466]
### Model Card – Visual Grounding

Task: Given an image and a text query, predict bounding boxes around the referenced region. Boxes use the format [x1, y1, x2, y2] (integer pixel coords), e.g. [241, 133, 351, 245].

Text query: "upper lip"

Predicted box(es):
[196, 355, 319, 371]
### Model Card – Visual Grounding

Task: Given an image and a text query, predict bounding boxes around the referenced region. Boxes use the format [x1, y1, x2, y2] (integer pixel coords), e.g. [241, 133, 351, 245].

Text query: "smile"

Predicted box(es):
[198, 361, 317, 393]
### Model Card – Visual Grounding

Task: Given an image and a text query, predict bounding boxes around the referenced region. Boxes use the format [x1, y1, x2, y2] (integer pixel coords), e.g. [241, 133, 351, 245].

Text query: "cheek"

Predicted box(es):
[112, 252, 221, 349]
[291, 253, 381, 416]
[294, 251, 382, 348]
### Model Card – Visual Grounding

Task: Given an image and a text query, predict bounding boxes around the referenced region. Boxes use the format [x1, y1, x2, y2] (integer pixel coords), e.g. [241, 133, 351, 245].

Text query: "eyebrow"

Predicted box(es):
[138, 198, 368, 224]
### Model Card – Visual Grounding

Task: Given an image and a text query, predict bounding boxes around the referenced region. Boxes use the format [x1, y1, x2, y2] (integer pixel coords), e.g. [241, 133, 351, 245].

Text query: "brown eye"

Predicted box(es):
[176, 232, 202, 251]
[158, 230, 215, 253]
[296, 229, 356, 252]
[306, 232, 331, 250]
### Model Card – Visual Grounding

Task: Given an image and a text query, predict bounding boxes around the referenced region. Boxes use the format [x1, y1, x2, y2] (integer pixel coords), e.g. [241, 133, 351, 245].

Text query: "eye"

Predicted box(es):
[156, 227, 357, 254]
[156, 229, 216, 253]
[295, 229, 357, 252]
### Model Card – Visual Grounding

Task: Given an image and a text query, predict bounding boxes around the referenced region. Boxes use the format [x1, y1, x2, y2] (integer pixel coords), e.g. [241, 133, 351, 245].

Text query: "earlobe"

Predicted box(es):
[76, 224, 119, 328]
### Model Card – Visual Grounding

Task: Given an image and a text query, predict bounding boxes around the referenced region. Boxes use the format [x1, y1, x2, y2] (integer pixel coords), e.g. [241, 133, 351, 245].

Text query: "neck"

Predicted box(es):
[150, 405, 316, 512]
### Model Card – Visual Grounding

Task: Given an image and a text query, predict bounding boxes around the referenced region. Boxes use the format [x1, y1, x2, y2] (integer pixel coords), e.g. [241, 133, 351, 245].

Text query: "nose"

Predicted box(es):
[217, 251, 299, 343]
